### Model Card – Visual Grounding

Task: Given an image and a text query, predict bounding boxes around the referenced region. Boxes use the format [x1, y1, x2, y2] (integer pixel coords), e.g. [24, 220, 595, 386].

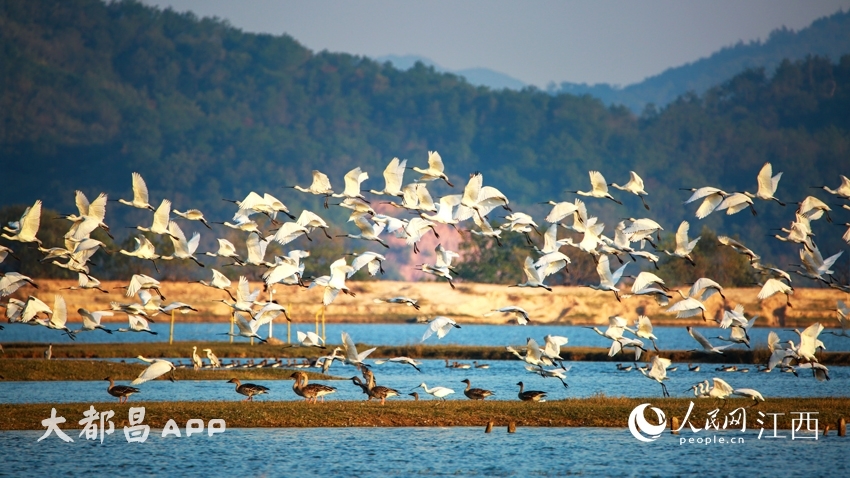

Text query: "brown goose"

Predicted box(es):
[104, 377, 139, 404]
[516, 381, 547, 402]
[291, 371, 336, 403]
[349, 375, 399, 405]
[460, 379, 494, 400]
[227, 378, 269, 401]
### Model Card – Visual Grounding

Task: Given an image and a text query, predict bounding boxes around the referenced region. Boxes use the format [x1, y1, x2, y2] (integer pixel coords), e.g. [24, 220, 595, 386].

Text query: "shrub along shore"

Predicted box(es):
[3, 398, 848, 431]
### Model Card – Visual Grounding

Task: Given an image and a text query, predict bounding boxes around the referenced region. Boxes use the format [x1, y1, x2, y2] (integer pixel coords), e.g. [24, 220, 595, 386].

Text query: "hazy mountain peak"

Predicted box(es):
[376, 54, 527, 90]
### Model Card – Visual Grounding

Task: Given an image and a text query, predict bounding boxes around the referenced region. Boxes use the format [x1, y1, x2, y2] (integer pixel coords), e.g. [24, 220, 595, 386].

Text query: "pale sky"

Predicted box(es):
[139, 0, 850, 87]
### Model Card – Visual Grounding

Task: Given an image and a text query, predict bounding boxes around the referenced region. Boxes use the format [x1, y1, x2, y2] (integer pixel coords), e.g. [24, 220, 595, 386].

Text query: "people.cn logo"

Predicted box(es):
[628, 403, 667, 442]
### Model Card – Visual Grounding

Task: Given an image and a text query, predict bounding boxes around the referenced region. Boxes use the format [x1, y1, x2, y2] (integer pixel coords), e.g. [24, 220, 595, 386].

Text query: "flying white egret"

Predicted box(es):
[338, 214, 388, 248]
[484, 306, 531, 325]
[0, 272, 38, 297]
[687, 326, 733, 354]
[796, 195, 832, 222]
[632, 315, 660, 351]
[221, 312, 266, 343]
[296, 330, 326, 348]
[117, 314, 157, 335]
[639, 356, 672, 397]
[340, 331, 376, 367]
[239, 232, 273, 267]
[205, 238, 244, 265]
[512, 256, 555, 292]
[372, 296, 421, 310]
[568, 170, 621, 204]
[64, 191, 111, 241]
[119, 235, 162, 272]
[348, 251, 386, 277]
[586, 254, 628, 301]
[410, 151, 453, 187]
[270, 221, 311, 248]
[403, 217, 439, 253]
[197, 269, 235, 300]
[717, 235, 761, 263]
[813, 174, 850, 199]
[295, 209, 333, 239]
[290, 170, 334, 207]
[757, 278, 794, 307]
[124, 274, 164, 300]
[1, 200, 42, 246]
[715, 192, 758, 216]
[117, 172, 156, 211]
[506, 338, 555, 367]
[744, 162, 785, 205]
[164, 221, 204, 267]
[135, 199, 174, 237]
[172, 208, 212, 229]
[681, 186, 728, 219]
[826, 300, 849, 337]
[45, 295, 75, 339]
[789, 322, 824, 362]
[665, 221, 699, 266]
[541, 199, 580, 224]
[421, 316, 461, 342]
[131, 356, 176, 385]
[368, 157, 407, 196]
[331, 166, 370, 202]
[75, 308, 114, 334]
[609, 170, 650, 209]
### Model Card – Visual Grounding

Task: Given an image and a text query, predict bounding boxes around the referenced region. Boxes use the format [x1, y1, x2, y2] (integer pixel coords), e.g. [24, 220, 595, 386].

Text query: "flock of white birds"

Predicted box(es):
[1, 151, 850, 402]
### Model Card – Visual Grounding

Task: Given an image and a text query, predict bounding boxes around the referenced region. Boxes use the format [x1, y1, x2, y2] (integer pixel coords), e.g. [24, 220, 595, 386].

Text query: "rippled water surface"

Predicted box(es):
[1, 358, 845, 404]
[1, 427, 845, 477]
[4, 322, 850, 351]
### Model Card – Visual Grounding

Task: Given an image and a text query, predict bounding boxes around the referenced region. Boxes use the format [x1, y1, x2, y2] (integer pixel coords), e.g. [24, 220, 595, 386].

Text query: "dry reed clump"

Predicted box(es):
[15, 279, 848, 328]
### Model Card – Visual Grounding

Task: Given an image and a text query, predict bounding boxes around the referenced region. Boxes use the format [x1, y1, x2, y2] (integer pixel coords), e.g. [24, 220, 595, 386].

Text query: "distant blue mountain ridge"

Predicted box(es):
[379, 9, 850, 113]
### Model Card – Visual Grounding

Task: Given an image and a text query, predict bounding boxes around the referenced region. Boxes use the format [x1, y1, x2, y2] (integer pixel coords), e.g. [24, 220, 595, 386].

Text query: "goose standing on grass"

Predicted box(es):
[228, 378, 269, 401]
[290, 371, 336, 403]
[104, 377, 140, 403]
[460, 379, 494, 400]
[132, 356, 176, 385]
[416, 382, 455, 401]
[516, 382, 547, 402]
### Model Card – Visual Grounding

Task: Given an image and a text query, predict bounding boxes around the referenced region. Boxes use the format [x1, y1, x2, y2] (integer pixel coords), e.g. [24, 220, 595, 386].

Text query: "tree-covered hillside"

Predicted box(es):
[1, 0, 849, 281]
[553, 9, 850, 112]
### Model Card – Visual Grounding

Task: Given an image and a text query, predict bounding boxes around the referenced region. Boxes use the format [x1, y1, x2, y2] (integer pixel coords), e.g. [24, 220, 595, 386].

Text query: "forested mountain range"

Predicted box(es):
[552, 9, 850, 112]
[1, 0, 849, 281]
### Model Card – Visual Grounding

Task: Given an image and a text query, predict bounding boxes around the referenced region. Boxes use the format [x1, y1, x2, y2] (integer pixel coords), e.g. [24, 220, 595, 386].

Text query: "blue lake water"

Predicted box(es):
[1, 427, 845, 477]
[4, 321, 850, 352]
[1, 358, 845, 404]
